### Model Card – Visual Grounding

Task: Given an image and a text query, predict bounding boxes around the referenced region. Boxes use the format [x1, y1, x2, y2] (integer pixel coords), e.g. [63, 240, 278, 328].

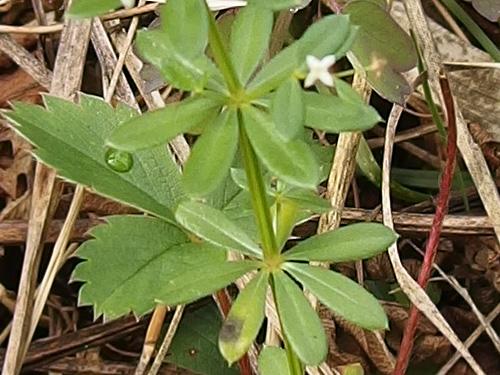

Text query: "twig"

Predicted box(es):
[394, 76, 458, 375]
[147, 305, 185, 375]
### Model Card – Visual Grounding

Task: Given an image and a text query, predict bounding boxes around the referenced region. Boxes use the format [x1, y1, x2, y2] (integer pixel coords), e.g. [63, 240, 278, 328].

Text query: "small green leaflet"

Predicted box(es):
[284, 263, 389, 330]
[272, 270, 327, 365]
[272, 78, 305, 140]
[67, 0, 120, 18]
[175, 201, 262, 258]
[73, 216, 225, 319]
[3, 95, 184, 222]
[284, 223, 397, 262]
[219, 270, 268, 364]
[258, 346, 290, 375]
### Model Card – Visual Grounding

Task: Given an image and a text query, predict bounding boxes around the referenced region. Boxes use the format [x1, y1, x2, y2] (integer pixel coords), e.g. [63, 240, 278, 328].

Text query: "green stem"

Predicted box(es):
[439, 0, 500, 62]
[206, 5, 242, 94]
[238, 119, 279, 261]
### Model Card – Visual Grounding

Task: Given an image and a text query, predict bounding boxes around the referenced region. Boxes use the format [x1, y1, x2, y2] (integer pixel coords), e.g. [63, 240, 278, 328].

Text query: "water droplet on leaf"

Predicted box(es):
[105, 147, 133, 173]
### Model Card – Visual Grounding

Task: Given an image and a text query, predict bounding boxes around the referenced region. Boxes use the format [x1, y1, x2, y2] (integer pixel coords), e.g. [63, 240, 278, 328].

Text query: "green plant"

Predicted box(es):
[3, 0, 398, 373]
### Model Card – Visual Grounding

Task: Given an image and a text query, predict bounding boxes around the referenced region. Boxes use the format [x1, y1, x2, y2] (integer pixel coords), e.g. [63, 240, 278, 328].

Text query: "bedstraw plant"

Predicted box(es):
[3, 0, 398, 373]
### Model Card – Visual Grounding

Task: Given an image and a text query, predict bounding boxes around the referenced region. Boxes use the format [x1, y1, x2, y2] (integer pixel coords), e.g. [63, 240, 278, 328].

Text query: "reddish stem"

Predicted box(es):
[393, 76, 457, 375]
[215, 289, 253, 375]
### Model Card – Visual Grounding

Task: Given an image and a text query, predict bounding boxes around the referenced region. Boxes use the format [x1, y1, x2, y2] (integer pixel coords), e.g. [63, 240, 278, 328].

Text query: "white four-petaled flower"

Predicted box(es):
[304, 55, 336, 88]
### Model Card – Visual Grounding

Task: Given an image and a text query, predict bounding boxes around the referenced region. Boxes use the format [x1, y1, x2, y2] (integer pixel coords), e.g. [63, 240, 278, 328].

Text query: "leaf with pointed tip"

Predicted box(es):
[175, 201, 262, 258]
[258, 347, 290, 375]
[284, 223, 397, 262]
[272, 78, 304, 140]
[73, 216, 225, 319]
[284, 263, 389, 330]
[3, 95, 184, 222]
[219, 270, 268, 364]
[156, 260, 260, 306]
[242, 106, 319, 189]
[272, 270, 327, 365]
[230, 6, 273, 84]
[283, 188, 331, 214]
[183, 109, 238, 197]
[108, 96, 221, 151]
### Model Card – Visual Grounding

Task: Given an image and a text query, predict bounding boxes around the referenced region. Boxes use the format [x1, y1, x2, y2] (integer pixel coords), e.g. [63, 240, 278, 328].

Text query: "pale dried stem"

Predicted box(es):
[381, 103, 484, 374]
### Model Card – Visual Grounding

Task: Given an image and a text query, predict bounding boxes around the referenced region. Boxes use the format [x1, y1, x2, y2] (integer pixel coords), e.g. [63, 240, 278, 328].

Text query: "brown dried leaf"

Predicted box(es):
[412, 334, 451, 364]
[384, 303, 437, 335]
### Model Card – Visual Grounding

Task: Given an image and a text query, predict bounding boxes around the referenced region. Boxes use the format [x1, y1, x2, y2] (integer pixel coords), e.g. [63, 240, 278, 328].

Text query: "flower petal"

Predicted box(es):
[318, 71, 334, 87]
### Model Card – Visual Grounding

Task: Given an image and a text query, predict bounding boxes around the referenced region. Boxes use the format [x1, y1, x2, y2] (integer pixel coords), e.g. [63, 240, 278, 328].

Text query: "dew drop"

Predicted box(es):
[105, 147, 133, 173]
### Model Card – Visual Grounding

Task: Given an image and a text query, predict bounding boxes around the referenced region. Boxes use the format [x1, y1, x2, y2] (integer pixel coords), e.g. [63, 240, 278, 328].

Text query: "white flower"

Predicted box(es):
[121, 0, 135, 8]
[304, 55, 336, 88]
[148, 0, 247, 11]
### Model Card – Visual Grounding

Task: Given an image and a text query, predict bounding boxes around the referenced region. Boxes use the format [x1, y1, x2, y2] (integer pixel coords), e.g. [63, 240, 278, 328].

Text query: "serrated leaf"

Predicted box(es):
[284, 223, 397, 262]
[67, 0, 120, 18]
[242, 106, 319, 189]
[284, 263, 388, 330]
[219, 270, 268, 364]
[230, 6, 273, 84]
[73, 216, 225, 319]
[156, 260, 260, 306]
[272, 78, 305, 140]
[258, 346, 290, 375]
[183, 109, 238, 197]
[345, 0, 417, 104]
[108, 96, 221, 151]
[160, 0, 208, 58]
[3, 95, 184, 222]
[168, 303, 238, 375]
[175, 201, 262, 258]
[272, 270, 327, 365]
[304, 89, 381, 133]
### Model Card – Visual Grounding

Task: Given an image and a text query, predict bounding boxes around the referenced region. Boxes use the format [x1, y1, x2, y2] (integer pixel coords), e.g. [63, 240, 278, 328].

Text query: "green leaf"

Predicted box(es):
[136, 29, 214, 92]
[108, 96, 221, 151]
[272, 270, 327, 365]
[298, 15, 353, 60]
[160, 0, 209, 58]
[272, 78, 305, 140]
[249, 0, 306, 10]
[258, 346, 290, 375]
[242, 106, 319, 189]
[73, 216, 225, 319]
[3, 95, 184, 222]
[247, 44, 300, 98]
[391, 168, 473, 190]
[156, 260, 260, 306]
[183, 110, 238, 196]
[230, 6, 273, 84]
[303, 90, 381, 133]
[283, 188, 331, 213]
[345, 0, 417, 104]
[175, 201, 262, 258]
[284, 223, 397, 262]
[219, 270, 269, 364]
[168, 303, 238, 375]
[356, 136, 429, 202]
[67, 0, 120, 18]
[284, 263, 388, 330]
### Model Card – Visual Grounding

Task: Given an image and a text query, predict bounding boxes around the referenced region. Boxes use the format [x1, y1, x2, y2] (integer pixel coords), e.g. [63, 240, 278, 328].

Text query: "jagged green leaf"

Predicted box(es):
[3, 95, 184, 222]
[73, 216, 225, 319]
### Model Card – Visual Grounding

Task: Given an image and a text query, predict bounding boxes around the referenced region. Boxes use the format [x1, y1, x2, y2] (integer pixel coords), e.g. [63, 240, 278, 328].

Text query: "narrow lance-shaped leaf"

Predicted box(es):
[284, 223, 397, 262]
[219, 270, 269, 364]
[73, 216, 225, 319]
[3, 95, 184, 222]
[242, 106, 319, 190]
[183, 109, 238, 197]
[156, 260, 260, 306]
[272, 270, 327, 365]
[160, 0, 208, 58]
[175, 201, 262, 258]
[272, 78, 305, 140]
[258, 346, 290, 375]
[67, 0, 120, 18]
[249, 0, 306, 10]
[108, 96, 221, 151]
[284, 263, 389, 330]
[230, 6, 273, 84]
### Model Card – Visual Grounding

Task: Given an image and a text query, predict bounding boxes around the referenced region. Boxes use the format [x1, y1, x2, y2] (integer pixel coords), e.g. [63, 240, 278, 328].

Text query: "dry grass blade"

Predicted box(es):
[381, 103, 484, 374]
